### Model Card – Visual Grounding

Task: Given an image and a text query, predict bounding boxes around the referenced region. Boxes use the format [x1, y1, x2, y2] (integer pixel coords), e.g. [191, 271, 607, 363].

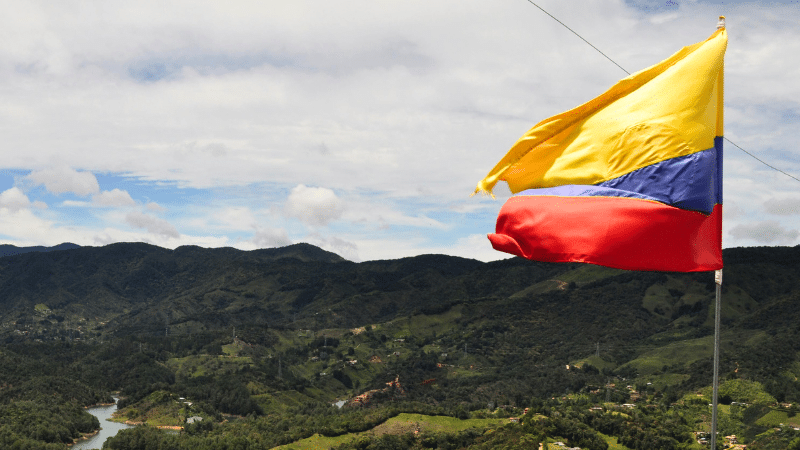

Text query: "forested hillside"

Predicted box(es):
[1, 243, 799, 449]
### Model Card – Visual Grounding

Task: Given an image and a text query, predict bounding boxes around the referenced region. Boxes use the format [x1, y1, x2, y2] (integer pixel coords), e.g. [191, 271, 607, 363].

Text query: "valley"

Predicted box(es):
[0, 243, 799, 449]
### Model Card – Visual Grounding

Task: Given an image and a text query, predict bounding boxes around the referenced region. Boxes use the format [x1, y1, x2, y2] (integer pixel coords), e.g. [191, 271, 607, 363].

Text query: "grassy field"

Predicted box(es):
[112, 390, 190, 427]
[590, 433, 633, 450]
[541, 434, 633, 450]
[557, 265, 624, 285]
[167, 354, 254, 378]
[617, 336, 713, 376]
[755, 408, 800, 427]
[572, 355, 616, 372]
[378, 306, 463, 341]
[275, 413, 507, 449]
[510, 265, 623, 298]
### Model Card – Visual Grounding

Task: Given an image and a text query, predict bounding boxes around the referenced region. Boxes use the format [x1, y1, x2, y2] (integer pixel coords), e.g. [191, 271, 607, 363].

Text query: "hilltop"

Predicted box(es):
[0, 242, 80, 257]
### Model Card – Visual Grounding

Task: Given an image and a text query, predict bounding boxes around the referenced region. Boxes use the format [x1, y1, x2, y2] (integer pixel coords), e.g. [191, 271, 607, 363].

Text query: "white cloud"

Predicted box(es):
[763, 197, 800, 215]
[342, 196, 451, 231]
[250, 227, 292, 249]
[729, 220, 800, 244]
[27, 166, 99, 196]
[61, 200, 91, 207]
[351, 233, 511, 262]
[284, 185, 344, 227]
[0, 208, 84, 247]
[0, 187, 31, 212]
[448, 233, 512, 262]
[306, 233, 359, 262]
[213, 207, 258, 230]
[93, 189, 136, 207]
[722, 203, 747, 221]
[146, 202, 167, 212]
[125, 211, 180, 239]
[0, 2, 799, 260]
[90, 227, 228, 249]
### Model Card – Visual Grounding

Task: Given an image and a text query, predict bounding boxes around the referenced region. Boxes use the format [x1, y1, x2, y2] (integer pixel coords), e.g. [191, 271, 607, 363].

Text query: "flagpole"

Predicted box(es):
[710, 16, 725, 450]
[711, 268, 722, 449]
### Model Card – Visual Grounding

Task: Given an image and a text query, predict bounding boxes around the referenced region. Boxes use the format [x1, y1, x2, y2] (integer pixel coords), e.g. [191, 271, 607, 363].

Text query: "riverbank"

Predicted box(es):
[69, 429, 100, 447]
[71, 399, 136, 450]
[70, 397, 118, 446]
[118, 420, 185, 431]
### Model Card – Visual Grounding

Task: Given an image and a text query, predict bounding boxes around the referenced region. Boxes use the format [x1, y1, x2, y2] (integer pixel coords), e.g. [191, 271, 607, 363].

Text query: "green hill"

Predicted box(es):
[1, 243, 800, 449]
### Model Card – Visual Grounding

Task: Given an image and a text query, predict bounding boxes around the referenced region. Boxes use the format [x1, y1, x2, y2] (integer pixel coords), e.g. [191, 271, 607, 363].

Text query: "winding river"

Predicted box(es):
[72, 398, 134, 450]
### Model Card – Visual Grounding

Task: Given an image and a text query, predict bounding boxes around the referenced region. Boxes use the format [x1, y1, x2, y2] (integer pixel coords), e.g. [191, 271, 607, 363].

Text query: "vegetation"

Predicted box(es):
[0, 243, 799, 448]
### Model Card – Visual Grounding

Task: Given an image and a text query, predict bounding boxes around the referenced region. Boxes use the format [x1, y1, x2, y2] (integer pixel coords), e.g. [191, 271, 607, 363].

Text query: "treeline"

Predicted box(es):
[103, 400, 496, 449]
[0, 400, 99, 448]
[0, 344, 109, 448]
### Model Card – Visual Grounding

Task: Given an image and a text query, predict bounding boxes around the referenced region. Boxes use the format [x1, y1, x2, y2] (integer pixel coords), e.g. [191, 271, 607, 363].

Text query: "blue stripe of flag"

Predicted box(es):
[515, 137, 722, 214]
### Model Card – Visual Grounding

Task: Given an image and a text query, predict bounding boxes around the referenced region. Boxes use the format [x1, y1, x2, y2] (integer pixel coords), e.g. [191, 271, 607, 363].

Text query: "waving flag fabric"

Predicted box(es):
[476, 28, 726, 272]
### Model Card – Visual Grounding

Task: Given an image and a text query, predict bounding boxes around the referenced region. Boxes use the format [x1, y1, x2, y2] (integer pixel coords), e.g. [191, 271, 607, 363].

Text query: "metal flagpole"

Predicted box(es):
[711, 268, 722, 449]
[710, 17, 725, 450]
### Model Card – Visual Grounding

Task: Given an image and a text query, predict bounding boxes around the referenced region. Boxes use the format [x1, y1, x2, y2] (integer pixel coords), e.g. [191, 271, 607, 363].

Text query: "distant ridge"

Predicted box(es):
[0, 242, 81, 258]
[248, 242, 348, 263]
[0, 241, 799, 352]
[0, 241, 346, 263]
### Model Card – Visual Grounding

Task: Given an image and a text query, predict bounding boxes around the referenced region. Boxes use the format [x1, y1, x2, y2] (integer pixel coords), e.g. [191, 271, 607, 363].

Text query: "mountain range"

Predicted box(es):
[3, 242, 800, 448]
[3, 242, 799, 375]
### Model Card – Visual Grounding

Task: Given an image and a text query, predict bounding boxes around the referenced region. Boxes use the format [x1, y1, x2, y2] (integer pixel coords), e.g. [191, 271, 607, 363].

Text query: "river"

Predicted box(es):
[72, 398, 134, 450]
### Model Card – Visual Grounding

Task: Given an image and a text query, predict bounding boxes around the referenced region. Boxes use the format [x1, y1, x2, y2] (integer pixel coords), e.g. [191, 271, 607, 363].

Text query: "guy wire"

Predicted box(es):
[524, 0, 800, 184]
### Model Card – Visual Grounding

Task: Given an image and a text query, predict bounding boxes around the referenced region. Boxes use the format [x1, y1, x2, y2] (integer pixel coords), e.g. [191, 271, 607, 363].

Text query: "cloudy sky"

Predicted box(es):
[1, 0, 798, 262]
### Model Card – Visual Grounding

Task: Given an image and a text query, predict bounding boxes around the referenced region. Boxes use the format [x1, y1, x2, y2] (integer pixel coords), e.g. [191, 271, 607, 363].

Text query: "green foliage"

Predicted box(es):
[747, 427, 800, 450]
[704, 379, 777, 406]
[0, 400, 99, 446]
[2, 244, 800, 448]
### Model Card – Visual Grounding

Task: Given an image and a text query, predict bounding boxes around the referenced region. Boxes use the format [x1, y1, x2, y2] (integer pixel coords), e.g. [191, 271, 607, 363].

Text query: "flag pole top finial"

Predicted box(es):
[717, 16, 726, 29]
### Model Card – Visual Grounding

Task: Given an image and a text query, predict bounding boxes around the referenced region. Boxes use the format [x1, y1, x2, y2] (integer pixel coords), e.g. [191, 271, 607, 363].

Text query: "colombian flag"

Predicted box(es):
[475, 28, 726, 272]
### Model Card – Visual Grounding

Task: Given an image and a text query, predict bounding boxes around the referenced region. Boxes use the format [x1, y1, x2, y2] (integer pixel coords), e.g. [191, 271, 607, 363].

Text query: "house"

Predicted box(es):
[694, 431, 710, 445]
[186, 416, 203, 424]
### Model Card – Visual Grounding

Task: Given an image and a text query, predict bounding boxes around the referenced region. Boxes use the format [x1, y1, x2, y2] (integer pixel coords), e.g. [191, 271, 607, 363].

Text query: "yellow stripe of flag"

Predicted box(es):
[475, 28, 727, 196]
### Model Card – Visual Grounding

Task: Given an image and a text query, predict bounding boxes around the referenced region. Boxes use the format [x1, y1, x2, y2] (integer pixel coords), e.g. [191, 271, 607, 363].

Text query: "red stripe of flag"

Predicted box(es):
[488, 196, 722, 272]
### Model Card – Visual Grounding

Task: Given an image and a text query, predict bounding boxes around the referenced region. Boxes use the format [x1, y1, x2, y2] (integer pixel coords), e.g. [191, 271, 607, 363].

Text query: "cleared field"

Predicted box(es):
[617, 336, 713, 376]
[275, 413, 506, 449]
[586, 433, 634, 450]
[755, 408, 800, 427]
